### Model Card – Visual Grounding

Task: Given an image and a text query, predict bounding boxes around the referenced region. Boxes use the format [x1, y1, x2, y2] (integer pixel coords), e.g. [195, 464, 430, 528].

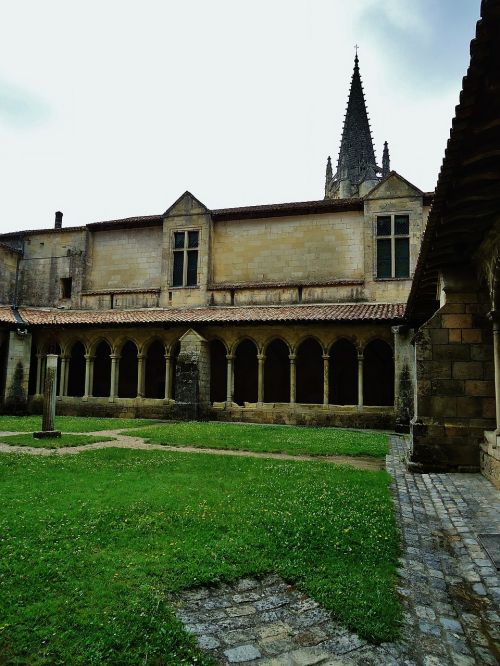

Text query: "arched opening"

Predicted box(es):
[118, 341, 138, 398]
[67, 342, 86, 397]
[264, 339, 290, 402]
[145, 340, 166, 399]
[171, 341, 181, 400]
[93, 341, 111, 397]
[210, 339, 227, 403]
[234, 339, 258, 405]
[296, 338, 323, 404]
[363, 339, 394, 406]
[329, 339, 357, 405]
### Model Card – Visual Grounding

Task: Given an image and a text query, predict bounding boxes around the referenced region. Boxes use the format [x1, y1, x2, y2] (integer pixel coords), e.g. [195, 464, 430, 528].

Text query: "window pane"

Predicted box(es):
[186, 250, 198, 286]
[377, 239, 392, 278]
[172, 252, 184, 286]
[395, 238, 410, 278]
[377, 216, 391, 236]
[174, 232, 185, 249]
[188, 231, 199, 248]
[395, 215, 409, 235]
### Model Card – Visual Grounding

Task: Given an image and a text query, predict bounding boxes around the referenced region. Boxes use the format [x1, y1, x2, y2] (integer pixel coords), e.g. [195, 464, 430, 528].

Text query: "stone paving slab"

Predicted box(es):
[171, 436, 500, 665]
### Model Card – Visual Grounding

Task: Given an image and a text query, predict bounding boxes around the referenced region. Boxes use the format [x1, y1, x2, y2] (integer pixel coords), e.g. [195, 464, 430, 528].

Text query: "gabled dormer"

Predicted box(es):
[160, 191, 212, 308]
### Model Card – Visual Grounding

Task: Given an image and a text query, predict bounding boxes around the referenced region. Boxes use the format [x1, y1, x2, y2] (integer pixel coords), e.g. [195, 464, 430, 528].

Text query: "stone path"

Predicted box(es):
[0, 429, 383, 470]
[171, 436, 500, 665]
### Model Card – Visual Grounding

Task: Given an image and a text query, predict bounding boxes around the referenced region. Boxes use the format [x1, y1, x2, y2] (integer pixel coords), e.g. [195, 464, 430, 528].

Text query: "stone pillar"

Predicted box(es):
[226, 354, 234, 405]
[58, 356, 68, 397]
[257, 353, 265, 405]
[322, 354, 329, 406]
[392, 325, 414, 432]
[109, 354, 120, 401]
[490, 313, 500, 431]
[35, 353, 43, 395]
[137, 353, 145, 398]
[357, 351, 364, 407]
[289, 353, 296, 404]
[173, 329, 210, 420]
[40, 354, 59, 433]
[164, 353, 172, 401]
[63, 357, 70, 397]
[83, 354, 93, 400]
[3, 330, 32, 413]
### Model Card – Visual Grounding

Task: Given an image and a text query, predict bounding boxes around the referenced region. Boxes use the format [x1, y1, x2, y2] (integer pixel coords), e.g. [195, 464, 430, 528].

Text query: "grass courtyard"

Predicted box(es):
[0, 417, 399, 665]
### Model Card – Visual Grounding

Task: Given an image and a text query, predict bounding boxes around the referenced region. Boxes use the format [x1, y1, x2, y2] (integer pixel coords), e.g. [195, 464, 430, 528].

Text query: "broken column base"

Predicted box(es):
[33, 431, 62, 439]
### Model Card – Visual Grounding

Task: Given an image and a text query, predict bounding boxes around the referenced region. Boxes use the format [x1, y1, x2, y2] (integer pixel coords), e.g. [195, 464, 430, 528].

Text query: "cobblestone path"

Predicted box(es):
[172, 436, 500, 665]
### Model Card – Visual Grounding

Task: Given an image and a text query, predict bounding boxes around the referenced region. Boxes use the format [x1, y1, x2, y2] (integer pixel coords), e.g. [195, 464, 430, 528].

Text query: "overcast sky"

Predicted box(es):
[0, 0, 481, 233]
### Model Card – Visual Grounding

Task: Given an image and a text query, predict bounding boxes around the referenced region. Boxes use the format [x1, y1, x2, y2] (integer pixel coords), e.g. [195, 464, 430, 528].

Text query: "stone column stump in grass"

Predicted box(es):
[33, 354, 61, 439]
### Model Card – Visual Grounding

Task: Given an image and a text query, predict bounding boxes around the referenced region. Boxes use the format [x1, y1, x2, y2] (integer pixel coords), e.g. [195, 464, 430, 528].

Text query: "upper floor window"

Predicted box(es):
[172, 230, 199, 287]
[376, 214, 410, 279]
[61, 277, 72, 299]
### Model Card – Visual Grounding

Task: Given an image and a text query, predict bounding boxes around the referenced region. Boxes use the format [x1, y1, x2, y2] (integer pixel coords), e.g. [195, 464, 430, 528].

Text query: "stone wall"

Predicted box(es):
[393, 325, 415, 432]
[2, 330, 32, 413]
[410, 272, 495, 472]
[0, 244, 19, 304]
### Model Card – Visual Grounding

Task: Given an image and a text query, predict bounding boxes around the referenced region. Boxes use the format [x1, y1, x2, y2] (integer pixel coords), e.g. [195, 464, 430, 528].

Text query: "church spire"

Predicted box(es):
[325, 52, 381, 199]
[325, 156, 333, 197]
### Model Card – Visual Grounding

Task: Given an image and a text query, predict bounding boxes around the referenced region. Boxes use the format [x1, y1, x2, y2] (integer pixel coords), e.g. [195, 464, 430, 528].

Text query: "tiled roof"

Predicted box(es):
[0, 241, 22, 254]
[0, 303, 405, 327]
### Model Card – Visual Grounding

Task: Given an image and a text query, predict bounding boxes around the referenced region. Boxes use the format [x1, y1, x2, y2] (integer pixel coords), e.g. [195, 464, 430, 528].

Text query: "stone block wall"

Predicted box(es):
[0, 244, 19, 304]
[2, 331, 32, 413]
[410, 287, 495, 472]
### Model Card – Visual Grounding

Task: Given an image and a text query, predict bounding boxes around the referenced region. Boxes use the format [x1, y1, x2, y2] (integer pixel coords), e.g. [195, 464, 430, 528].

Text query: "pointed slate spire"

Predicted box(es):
[382, 141, 390, 177]
[334, 53, 379, 194]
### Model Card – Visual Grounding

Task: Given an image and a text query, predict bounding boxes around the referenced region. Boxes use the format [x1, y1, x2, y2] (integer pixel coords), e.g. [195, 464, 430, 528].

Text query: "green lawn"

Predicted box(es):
[0, 415, 157, 433]
[124, 421, 389, 458]
[0, 433, 116, 448]
[0, 449, 400, 665]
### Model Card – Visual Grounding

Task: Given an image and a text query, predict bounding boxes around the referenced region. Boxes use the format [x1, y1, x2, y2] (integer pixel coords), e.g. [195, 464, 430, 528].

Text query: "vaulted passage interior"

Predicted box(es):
[67, 342, 85, 397]
[234, 339, 258, 405]
[264, 339, 290, 403]
[329, 339, 357, 405]
[145, 340, 166, 399]
[210, 339, 227, 403]
[93, 341, 111, 397]
[363, 339, 394, 406]
[296, 338, 323, 404]
[118, 341, 138, 398]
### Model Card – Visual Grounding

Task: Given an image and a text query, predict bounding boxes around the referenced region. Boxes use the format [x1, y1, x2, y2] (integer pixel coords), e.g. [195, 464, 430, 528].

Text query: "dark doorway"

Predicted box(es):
[145, 340, 166, 398]
[363, 339, 394, 406]
[28, 344, 38, 396]
[296, 338, 323, 404]
[67, 341, 86, 397]
[329, 339, 358, 405]
[210, 339, 227, 403]
[93, 341, 111, 397]
[234, 339, 258, 405]
[264, 339, 290, 402]
[118, 341, 138, 398]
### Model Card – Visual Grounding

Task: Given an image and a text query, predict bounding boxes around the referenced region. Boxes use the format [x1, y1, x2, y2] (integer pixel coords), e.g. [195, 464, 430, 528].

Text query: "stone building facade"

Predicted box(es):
[0, 56, 431, 431]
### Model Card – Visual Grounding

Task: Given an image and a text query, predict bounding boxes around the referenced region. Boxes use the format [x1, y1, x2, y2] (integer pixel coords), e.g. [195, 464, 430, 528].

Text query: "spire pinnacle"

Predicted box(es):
[382, 141, 390, 177]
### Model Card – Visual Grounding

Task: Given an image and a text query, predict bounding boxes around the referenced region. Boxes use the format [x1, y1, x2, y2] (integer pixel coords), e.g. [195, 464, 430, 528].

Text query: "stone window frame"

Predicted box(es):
[375, 213, 410, 280]
[171, 229, 200, 288]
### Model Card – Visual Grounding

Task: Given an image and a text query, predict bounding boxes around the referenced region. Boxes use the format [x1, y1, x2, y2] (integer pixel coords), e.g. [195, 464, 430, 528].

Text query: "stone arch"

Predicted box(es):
[296, 337, 323, 404]
[145, 339, 166, 399]
[292, 334, 326, 356]
[329, 338, 357, 405]
[118, 340, 138, 398]
[234, 338, 258, 405]
[264, 338, 290, 403]
[363, 339, 394, 406]
[93, 340, 112, 397]
[67, 341, 86, 397]
[88, 335, 114, 357]
[231, 334, 261, 356]
[210, 338, 227, 403]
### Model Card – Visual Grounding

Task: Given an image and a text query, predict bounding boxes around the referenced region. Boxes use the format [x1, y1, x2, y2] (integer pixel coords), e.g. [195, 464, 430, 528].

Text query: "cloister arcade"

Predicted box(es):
[27, 327, 395, 409]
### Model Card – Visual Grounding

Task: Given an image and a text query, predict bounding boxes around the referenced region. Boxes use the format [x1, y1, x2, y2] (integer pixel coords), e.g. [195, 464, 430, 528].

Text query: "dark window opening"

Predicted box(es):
[234, 339, 258, 405]
[172, 230, 199, 287]
[67, 342, 85, 397]
[363, 340, 394, 406]
[329, 339, 357, 405]
[118, 341, 138, 398]
[210, 339, 227, 403]
[145, 341, 166, 399]
[93, 341, 111, 397]
[296, 338, 323, 404]
[376, 214, 410, 278]
[264, 339, 290, 403]
[61, 277, 72, 299]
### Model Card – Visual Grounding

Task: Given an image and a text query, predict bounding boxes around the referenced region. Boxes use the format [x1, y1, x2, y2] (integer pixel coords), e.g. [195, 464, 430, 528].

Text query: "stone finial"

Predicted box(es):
[382, 141, 390, 177]
[55, 211, 63, 229]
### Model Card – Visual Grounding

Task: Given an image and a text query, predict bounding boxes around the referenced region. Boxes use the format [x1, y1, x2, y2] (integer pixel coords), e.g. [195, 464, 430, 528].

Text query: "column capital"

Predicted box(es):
[487, 310, 500, 323]
[257, 354, 266, 361]
[322, 354, 330, 361]
[137, 353, 145, 360]
[226, 354, 235, 361]
[84, 354, 95, 360]
[288, 353, 296, 362]
[164, 353, 172, 360]
[110, 353, 121, 360]
[391, 325, 409, 335]
[357, 351, 364, 360]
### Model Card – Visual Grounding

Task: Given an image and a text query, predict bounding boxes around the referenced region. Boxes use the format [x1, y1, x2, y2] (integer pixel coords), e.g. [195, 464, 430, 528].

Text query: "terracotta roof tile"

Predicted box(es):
[0, 303, 405, 327]
[208, 279, 364, 291]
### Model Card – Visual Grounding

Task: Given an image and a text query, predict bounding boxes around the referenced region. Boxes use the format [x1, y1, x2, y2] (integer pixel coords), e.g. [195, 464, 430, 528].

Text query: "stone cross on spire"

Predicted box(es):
[325, 52, 382, 199]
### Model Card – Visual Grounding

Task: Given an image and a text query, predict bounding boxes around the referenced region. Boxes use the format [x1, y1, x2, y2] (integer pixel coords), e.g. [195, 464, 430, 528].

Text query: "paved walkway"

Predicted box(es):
[172, 436, 500, 665]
